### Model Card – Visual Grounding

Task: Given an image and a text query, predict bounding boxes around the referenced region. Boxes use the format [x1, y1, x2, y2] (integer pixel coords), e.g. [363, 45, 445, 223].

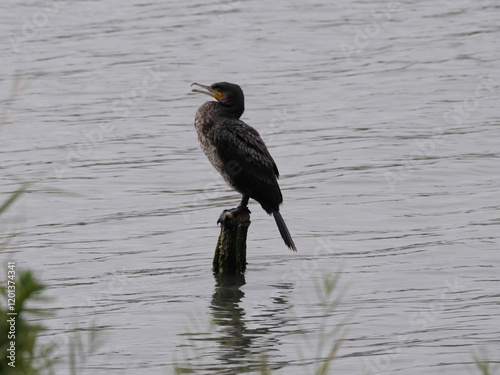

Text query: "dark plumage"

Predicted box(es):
[191, 82, 297, 251]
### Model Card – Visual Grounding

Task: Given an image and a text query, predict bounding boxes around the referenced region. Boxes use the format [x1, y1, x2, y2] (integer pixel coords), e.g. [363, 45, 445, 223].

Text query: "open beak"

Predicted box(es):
[191, 82, 221, 100]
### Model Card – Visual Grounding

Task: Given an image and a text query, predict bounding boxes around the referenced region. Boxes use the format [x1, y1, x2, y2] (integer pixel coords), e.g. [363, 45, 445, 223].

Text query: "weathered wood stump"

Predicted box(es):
[213, 210, 251, 275]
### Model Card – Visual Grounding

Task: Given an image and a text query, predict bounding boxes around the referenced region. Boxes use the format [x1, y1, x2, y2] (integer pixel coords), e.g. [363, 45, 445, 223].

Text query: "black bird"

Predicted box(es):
[191, 82, 297, 251]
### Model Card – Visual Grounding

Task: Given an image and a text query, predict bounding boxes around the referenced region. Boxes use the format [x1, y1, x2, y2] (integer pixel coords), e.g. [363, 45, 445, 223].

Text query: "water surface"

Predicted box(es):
[1, 0, 499, 374]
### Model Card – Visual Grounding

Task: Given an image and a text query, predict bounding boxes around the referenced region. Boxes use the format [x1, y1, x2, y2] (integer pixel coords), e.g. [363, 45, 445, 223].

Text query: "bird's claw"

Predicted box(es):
[217, 207, 251, 226]
[217, 209, 231, 225]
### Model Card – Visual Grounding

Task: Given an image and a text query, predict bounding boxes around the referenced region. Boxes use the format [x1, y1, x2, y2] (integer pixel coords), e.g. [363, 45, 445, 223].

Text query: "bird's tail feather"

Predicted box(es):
[273, 211, 297, 251]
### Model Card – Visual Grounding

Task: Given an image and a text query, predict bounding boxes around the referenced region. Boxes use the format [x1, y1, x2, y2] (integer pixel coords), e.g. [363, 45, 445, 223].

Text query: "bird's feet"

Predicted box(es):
[217, 206, 251, 226]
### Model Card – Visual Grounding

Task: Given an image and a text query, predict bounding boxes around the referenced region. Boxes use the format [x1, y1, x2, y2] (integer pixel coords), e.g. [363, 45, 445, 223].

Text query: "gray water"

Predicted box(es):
[1, 0, 499, 374]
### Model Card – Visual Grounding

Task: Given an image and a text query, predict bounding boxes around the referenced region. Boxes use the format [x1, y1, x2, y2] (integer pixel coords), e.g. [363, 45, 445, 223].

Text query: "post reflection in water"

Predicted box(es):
[209, 273, 294, 373]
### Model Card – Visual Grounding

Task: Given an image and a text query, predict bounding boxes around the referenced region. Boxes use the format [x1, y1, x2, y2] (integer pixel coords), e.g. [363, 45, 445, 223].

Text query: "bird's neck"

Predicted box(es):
[218, 102, 244, 119]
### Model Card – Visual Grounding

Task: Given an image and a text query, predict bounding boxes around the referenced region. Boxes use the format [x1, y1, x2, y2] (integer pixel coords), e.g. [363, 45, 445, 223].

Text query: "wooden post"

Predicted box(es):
[213, 210, 251, 275]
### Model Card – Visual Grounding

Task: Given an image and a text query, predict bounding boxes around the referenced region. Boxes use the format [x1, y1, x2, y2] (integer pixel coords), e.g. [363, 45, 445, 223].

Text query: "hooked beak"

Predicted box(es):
[191, 82, 222, 100]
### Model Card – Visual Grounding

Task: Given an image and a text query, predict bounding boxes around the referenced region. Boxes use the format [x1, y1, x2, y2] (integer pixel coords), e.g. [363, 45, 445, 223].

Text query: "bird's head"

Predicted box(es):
[191, 82, 245, 118]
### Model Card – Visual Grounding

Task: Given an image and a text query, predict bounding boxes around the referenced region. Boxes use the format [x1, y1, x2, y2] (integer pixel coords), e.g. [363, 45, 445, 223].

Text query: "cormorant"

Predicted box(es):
[191, 82, 297, 251]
